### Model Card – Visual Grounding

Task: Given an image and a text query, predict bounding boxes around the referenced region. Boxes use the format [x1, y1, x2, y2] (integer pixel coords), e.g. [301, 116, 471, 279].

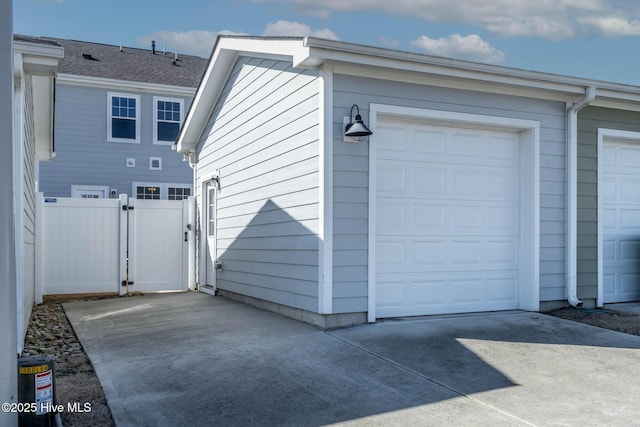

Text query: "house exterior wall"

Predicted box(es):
[331, 74, 567, 313]
[576, 106, 640, 301]
[38, 83, 193, 198]
[20, 75, 36, 346]
[195, 56, 320, 311]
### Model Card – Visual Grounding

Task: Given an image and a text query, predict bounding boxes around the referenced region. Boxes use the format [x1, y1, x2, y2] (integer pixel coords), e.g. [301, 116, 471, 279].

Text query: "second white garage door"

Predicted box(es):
[601, 137, 640, 303]
[375, 119, 521, 317]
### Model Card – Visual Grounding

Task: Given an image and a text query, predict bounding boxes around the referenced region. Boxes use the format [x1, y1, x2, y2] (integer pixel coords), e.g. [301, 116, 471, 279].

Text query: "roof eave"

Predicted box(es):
[176, 36, 310, 153]
[177, 35, 640, 154]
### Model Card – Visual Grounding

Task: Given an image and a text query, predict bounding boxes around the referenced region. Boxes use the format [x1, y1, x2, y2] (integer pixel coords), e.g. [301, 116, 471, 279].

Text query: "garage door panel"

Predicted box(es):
[376, 126, 408, 152]
[487, 204, 519, 231]
[488, 136, 519, 161]
[412, 241, 445, 266]
[452, 132, 483, 157]
[377, 164, 406, 193]
[621, 179, 640, 199]
[450, 205, 483, 229]
[414, 129, 447, 154]
[620, 209, 640, 229]
[377, 238, 516, 273]
[376, 202, 407, 233]
[376, 240, 406, 269]
[377, 201, 517, 236]
[414, 167, 447, 195]
[487, 169, 519, 198]
[448, 241, 483, 265]
[620, 146, 640, 166]
[602, 139, 640, 303]
[620, 240, 640, 260]
[376, 272, 518, 317]
[413, 204, 446, 229]
[486, 241, 518, 264]
[376, 120, 521, 317]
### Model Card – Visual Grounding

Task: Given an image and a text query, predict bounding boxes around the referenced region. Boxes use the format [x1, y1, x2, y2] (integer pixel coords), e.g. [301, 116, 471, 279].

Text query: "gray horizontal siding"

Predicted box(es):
[195, 56, 320, 312]
[576, 106, 640, 300]
[21, 76, 36, 342]
[331, 74, 568, 312]
[39, 84, 193, 197]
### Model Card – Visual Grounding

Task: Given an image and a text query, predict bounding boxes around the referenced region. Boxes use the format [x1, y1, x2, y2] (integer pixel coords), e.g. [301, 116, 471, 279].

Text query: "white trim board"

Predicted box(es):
[57, 73, 196, 97]
[367, 104, 540, 322]
[318, 64, 333, 314]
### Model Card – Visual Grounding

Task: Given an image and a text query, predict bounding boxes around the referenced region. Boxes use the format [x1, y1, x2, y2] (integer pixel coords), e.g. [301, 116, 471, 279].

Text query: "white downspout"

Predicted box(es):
[566, 85, 596, 307]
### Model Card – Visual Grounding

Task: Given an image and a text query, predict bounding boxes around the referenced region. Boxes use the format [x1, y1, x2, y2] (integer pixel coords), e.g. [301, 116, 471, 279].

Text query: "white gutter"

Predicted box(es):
[566, 85, 596, 307]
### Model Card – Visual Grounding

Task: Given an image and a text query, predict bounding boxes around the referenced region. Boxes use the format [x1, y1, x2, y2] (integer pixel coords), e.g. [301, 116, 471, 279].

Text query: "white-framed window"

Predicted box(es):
[168, 186, 192, 200]
[136, 184, 161, 200]
[132, 182, 192, 200]
[207, 185, 215, 237]
[153, 96, 184, 145]
[71, 185, 109, 199]
[149, 157, 162, 170]
[108, 92, 140, 143]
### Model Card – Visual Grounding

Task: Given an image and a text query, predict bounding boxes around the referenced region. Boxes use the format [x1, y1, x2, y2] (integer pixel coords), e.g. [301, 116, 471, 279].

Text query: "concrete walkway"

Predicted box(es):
[64, 292, 640, 427]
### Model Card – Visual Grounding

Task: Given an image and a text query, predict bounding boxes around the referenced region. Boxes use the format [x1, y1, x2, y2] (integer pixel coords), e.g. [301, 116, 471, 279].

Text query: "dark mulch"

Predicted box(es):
[546, 307, 640, 336]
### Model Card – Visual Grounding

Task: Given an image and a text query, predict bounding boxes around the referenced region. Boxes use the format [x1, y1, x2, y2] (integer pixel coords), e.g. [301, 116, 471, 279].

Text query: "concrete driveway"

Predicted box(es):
[64, 292, 640, 426]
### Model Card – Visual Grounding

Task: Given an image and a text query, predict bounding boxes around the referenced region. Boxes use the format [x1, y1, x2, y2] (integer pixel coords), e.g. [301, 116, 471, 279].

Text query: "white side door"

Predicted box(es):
[202, 182, 217, 293]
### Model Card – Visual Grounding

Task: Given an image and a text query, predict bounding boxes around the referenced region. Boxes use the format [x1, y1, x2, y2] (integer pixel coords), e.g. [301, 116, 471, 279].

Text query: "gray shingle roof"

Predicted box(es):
[19, 36, 208, 88]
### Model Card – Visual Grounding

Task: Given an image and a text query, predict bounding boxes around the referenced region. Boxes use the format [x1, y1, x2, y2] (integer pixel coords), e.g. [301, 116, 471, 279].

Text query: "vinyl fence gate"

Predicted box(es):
[36, 193, 195, 299]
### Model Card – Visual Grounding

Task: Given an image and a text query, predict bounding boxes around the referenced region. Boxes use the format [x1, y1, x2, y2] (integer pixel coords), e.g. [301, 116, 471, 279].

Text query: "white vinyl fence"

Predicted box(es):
[35, 193, 195, 300]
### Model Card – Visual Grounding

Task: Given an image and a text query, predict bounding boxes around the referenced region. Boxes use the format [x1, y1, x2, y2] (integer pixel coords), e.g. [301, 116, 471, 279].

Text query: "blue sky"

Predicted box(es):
[13, 0, 640, 85]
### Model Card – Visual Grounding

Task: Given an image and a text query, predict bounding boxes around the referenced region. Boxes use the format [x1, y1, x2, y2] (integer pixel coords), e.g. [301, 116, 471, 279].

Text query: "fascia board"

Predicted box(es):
[32, 75, 55, 161]
[13, 40, 64, 60]
[56, 73, 196, 97]
[590, 88, 640, 109]
[305, 47, 586, 98]
[331, 62, 579, 103]
[302, 37, 640, 103]
[14, 41, 63, 77]
[176, 37, 310, 153]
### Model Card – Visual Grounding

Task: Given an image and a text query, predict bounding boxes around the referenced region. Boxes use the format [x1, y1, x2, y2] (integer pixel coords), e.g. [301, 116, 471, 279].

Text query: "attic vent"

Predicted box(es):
[82, 53, 99, 61]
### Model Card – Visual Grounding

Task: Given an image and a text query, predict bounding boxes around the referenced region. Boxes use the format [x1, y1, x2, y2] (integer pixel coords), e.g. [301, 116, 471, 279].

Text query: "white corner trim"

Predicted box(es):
[596, 128, 640, 307]
[318, 64, 333, 314]
[367, 103, 540, 322]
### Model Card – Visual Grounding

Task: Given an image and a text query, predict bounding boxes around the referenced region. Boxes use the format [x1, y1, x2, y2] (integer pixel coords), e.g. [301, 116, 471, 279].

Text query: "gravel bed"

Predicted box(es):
[22, 297, 115, 427]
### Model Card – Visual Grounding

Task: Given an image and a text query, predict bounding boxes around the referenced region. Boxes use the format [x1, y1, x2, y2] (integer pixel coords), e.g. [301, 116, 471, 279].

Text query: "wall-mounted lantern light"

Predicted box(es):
[343, 104, 373, 142]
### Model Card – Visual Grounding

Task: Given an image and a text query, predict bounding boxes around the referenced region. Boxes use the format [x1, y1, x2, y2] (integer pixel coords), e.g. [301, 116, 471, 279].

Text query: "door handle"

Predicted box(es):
[184, 231, 188, 242]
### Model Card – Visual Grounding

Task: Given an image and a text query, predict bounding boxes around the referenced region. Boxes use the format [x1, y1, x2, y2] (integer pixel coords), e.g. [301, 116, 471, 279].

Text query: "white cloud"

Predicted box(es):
[411, 34, 505, 63]
[263, 20, 339, 39]
[249, 0, 640, 40]
[139, 22, 338, 58]
[578, 16, 640, 37]
[137, 30, 245, 58]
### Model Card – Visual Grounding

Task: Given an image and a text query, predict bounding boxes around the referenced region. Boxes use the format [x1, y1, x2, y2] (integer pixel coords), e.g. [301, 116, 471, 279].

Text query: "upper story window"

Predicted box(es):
[153, 97, 184, 145]
[108, 92, 140, 143]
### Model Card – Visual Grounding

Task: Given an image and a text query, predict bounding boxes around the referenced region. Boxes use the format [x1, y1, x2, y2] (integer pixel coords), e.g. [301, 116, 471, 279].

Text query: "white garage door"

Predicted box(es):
[375, 120, 521, 317]
[601, 139, 640, 303]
